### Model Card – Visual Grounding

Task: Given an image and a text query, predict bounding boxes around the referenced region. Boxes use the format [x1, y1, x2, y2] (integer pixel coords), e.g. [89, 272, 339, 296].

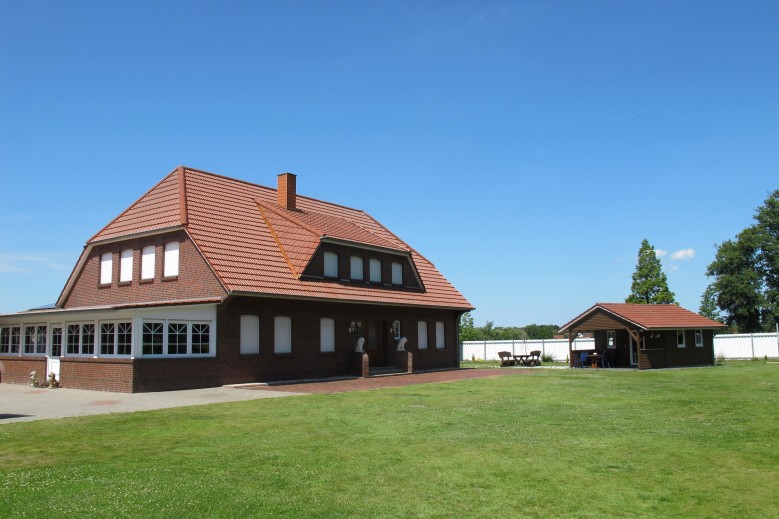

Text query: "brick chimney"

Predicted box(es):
[277, 172, 297, 210]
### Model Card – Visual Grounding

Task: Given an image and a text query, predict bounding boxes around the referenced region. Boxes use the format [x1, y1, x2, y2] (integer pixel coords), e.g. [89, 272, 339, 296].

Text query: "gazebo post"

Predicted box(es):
[568, 331, 575, 368]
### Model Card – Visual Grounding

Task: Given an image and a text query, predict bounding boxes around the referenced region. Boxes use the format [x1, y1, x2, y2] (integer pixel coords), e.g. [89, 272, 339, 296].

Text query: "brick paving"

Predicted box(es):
[235, 368, 534, 394]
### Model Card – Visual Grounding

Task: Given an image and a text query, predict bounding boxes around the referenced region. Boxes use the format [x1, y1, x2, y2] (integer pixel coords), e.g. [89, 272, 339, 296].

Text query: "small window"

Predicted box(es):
[695, 330, 703, 348]
[417, 321, 428, 350]
[350, 256, 363, 281]
[320, 318, 335, 353]
[143, 322, 164, 355]
[100, 252, 113, 285]
[141, 246, 155, 280]
[392, 262, 403, 285]
[0, 327, 10, 353]
[677, 330, 686, 348]
[607, 331, 616, 349]
[274, 316, 292, 354]
[240, 315, 260, 355]
[369, 259, 381, 283]
[164, 241, 179, 277]
[100, 323, 116, 355]
[51, 326, 63, 357]
[120, 249, 133, 282]
[167, 322, 188, 355]
[192, 323, 210, 355]
[117, 322, 132, 356]
[435, 321, 445, 349]
[10, 326, 20, 354]
[324, 252, 338, 278]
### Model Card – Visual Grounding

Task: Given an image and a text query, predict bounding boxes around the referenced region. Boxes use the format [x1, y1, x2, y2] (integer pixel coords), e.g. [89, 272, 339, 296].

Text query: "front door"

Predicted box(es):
[366, 321, 387, 367]
[47, 325, 63, 382]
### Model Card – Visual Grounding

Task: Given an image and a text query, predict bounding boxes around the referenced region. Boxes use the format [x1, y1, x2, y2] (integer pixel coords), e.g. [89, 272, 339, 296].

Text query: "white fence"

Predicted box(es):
[461, 332, 779, 362]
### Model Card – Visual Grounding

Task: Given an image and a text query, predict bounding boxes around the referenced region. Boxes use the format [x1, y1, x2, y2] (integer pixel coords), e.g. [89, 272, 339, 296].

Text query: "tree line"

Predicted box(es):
[458, 313, 559, 341]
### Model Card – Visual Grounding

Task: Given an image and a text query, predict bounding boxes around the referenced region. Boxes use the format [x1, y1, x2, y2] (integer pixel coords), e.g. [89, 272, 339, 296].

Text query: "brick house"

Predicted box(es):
[559, 303, 725, 369]
[0, 167, 473, 392]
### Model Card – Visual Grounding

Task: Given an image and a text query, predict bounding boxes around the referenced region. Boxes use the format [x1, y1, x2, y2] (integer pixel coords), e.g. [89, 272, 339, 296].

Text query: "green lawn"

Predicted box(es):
[1, 362, 777, 518]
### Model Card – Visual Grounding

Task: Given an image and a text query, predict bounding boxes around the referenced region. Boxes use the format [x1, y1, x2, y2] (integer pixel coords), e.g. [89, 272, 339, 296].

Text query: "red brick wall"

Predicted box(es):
[60, 357, 135, 392]
[62, 230, 226, 308]
[0, 357, 47, 385]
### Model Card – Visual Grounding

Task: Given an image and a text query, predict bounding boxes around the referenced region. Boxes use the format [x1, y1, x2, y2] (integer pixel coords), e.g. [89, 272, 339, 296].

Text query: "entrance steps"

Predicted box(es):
[369, 366, 406, 377]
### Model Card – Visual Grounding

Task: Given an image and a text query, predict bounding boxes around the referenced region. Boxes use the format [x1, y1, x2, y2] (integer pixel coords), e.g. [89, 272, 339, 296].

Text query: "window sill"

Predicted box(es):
[162, 275, 179, 282]
[98, 283, 111, 289]
[139, 278, 154, 284]
[118, 281, 132, 287]
[274, 352, 294, 357]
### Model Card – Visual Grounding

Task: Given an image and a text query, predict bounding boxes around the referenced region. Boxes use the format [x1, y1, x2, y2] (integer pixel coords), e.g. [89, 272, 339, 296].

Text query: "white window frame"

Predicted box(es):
[350, 255, 364, 281]
[0, 326, 12, 354]
[320, 318, 335, 353]
[141, 245, 155, 280]
[66, 323, 96, 356]
[100, 252, 113, 285]
[98, 321, 132, 357]
[164, 241, 179, 278]
[417, 321, 428, 350]
[140, 319, 214, 357]
[23, 324, 47, 355]
[607, 330, 616, 349]
[677, 330, 686, 348]
[695, 329, 703, 348]
[435, 321, 445, 349]
[167, 321, 189, 355]
[369, 259, 381, 283]
[324, 252, 338, 278]
[274, 316, 292, 354]
[240, 315, 260, 355]
[392, 262, 403, 285]
[50, 325, 63, 357]
[120, 249, 133, 283]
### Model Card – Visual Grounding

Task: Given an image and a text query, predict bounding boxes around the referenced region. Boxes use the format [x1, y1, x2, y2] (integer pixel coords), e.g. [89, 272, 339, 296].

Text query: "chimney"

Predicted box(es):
[277, 172, 297, 210]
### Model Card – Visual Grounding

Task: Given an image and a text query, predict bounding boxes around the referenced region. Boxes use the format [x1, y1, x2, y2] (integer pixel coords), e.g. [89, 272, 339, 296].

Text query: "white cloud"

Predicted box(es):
[655, 249, 668, 258]
[670, 248, 695, 260]
[667, 265, 679, 272]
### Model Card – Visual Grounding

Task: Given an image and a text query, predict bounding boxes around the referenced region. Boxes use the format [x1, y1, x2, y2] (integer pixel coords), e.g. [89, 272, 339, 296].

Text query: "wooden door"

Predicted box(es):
[366, 321, 387, 367]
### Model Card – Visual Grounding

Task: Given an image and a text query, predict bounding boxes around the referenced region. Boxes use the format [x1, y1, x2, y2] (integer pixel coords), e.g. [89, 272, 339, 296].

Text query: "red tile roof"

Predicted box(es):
[85, 166, 473, 310]
[560, 303, 725, 332]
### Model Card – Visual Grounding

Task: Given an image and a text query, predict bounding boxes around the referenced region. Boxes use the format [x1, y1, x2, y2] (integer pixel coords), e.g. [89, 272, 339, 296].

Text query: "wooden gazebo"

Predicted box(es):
[559, 303, 726, 369]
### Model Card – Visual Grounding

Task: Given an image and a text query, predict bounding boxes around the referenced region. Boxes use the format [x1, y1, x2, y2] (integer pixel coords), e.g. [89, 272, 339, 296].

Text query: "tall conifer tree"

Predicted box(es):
[626, 239, 676, 304]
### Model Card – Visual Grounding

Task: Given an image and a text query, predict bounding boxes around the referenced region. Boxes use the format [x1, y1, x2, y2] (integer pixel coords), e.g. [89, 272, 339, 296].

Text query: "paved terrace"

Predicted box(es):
[1, 368, 532, 424]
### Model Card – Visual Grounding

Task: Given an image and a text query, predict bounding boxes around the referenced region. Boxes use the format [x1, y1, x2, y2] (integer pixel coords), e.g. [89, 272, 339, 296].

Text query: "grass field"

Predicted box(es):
[1, 362, 777, 518]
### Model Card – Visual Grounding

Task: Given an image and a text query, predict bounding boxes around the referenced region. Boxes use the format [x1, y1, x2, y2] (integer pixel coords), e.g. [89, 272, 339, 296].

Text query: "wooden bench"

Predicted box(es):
[514, 350, 542, 366]
[498, 351, 516, 367]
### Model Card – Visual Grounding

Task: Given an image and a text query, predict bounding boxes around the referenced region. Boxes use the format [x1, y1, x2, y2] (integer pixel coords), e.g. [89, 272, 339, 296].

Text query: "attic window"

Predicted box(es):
[164, 241, 179, 278]
[324, 252, 338, 278]
[391, 262, 403, 285]
[120, 249, 133, 283]
[141, 246, 155, 280]
[100, 252, 112, 285]
[350, 256, 363, 281]
[369, 259, 381, 283]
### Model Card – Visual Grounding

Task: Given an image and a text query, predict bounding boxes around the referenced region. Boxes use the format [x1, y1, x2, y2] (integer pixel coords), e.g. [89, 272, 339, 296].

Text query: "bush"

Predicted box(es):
[541, 353, 555, 363]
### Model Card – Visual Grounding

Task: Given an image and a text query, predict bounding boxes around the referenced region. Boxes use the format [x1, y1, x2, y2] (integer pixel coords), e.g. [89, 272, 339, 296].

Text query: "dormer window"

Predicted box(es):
[350, 256, 364, 281]
[369, 259, 381, 283]
[324, 252, 338, 278]
[391, 262, 403, 285]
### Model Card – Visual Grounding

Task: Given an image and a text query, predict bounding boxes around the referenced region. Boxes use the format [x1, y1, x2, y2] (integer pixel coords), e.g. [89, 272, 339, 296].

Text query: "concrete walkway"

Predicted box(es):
[0, 383, 304, 424]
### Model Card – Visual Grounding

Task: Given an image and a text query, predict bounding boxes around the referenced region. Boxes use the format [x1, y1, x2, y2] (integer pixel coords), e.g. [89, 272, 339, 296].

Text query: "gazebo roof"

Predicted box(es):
[559, 303, 725, 333]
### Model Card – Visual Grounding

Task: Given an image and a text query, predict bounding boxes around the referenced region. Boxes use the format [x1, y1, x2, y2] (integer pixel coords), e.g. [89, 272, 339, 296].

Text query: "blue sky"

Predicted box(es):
[1, 0, 777, 326]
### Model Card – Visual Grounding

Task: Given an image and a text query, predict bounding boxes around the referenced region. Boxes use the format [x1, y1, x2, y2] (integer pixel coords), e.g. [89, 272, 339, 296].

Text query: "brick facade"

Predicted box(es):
[62, 230, 226, 308]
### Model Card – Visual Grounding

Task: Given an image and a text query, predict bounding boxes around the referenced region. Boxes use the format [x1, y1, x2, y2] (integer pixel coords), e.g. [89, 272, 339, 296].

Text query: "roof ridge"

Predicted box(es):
[182, 166, 368, 214]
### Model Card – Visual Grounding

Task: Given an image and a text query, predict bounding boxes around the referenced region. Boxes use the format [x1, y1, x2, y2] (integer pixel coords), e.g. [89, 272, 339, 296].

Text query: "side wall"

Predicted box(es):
[62, 230, 226, 308]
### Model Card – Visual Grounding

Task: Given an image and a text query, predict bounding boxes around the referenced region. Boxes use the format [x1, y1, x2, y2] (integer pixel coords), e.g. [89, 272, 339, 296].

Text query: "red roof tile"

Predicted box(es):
[86, 167, 473, 310]
[560, 303, 725, 331]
